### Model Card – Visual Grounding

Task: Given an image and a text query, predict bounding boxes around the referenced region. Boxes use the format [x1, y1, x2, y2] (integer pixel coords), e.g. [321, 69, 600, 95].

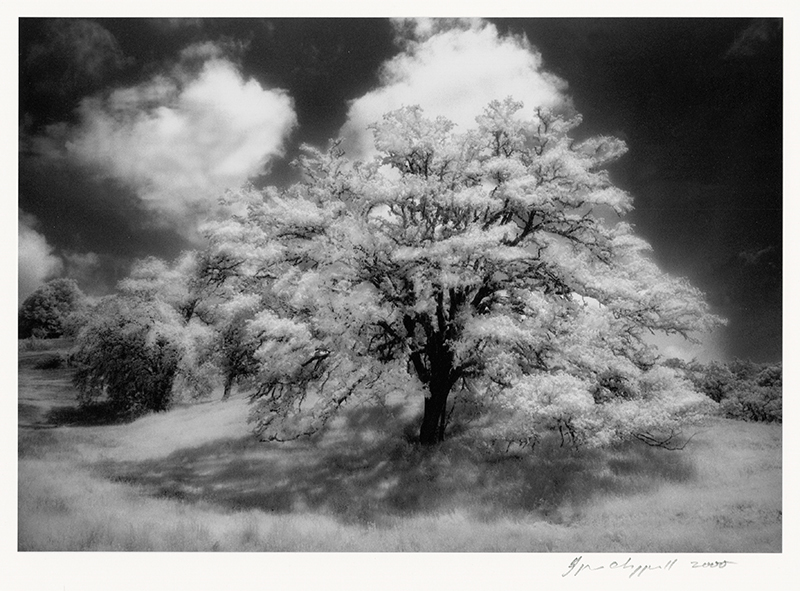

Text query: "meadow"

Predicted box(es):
[18, 340, 781, 552]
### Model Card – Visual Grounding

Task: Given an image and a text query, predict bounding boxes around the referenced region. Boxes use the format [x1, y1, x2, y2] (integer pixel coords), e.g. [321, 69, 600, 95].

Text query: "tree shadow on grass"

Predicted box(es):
[97, 403, 699, 527]
[44, 402, 133, 427]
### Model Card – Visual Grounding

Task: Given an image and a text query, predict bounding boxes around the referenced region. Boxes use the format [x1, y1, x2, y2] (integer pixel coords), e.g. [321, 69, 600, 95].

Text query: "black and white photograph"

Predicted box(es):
[11, 8, 790, 588]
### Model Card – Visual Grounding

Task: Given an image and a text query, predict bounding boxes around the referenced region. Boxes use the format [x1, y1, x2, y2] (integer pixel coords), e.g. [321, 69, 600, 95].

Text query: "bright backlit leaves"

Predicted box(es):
[162, 98, 724, 446]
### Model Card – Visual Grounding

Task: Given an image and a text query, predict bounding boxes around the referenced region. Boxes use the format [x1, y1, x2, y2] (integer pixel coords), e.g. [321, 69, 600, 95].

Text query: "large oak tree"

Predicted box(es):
[204, 98, 721, 446]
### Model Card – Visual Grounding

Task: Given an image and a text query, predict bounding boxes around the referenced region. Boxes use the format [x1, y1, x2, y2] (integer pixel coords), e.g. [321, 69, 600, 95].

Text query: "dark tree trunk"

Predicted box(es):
[410, 290, 461, 446]
[419, 378, 450, 445]
[222, 373, 234, 400]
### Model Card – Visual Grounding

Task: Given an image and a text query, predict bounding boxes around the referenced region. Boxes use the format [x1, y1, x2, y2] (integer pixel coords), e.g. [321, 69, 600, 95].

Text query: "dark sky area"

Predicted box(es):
[17, 17, 782, 362]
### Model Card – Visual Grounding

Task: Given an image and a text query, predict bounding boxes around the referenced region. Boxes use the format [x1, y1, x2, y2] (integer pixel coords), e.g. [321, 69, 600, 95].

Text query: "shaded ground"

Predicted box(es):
[19, 343, 124, 428]
[19, 339, 696, 525]
[18, 338, 781, 551]
[98, 403, 697, 525]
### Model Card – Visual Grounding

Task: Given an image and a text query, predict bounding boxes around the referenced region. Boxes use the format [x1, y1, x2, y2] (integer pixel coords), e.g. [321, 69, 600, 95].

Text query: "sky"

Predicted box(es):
[17, 17, 783, 363]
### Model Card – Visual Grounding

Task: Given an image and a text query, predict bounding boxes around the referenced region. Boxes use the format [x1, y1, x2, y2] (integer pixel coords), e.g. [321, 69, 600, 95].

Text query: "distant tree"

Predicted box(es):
[685, 360, 735, 403]
[721, 381, 781, 423]
[727, 358, 760, 382]
[200, 98, 723, 446]
[18, 278, 86, 339]
[755, 363, 782, 388]
[200, 294, 258, 400]
[685, 359, 782, 423]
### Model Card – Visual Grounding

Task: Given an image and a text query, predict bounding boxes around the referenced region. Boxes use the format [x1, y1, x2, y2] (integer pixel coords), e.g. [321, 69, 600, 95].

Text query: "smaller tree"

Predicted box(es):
[19, 278, 86, 339]
[183, 248, 264, 400]
[209, 295, 261, 400]
[71, 295, 182, 417]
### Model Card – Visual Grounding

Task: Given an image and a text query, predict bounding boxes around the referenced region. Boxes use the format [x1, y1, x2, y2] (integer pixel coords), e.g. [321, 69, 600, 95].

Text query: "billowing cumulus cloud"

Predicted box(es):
[19, 212, 63, 303]
[339, 19, 571, 159]
[36, 42, 297, 237]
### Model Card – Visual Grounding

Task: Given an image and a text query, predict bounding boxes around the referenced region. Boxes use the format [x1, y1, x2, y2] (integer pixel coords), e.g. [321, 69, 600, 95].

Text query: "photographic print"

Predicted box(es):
[17, 16, 782, 563]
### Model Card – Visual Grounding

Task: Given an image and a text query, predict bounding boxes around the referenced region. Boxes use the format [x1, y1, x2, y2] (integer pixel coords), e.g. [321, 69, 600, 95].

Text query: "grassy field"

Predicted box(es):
[18, 340, 781, 552]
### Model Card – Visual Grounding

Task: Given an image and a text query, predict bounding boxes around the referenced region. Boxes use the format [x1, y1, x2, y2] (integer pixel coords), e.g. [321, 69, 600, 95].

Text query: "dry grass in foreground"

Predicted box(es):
[18, 343, 781, 552]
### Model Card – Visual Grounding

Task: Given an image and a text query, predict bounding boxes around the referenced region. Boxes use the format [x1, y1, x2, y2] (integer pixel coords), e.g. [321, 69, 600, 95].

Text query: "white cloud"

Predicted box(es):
[39, 42, 297, 238]
[18, 212, 64, 303]
[339, 19, 571, 159]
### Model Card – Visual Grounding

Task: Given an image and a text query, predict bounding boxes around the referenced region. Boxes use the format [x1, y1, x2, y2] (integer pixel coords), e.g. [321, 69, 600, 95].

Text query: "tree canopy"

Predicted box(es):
[198, 97, 722, 446]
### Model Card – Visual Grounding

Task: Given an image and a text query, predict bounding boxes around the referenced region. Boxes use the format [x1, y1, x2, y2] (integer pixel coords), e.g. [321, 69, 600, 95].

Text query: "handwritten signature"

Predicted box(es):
[562, 556, 735, 578]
